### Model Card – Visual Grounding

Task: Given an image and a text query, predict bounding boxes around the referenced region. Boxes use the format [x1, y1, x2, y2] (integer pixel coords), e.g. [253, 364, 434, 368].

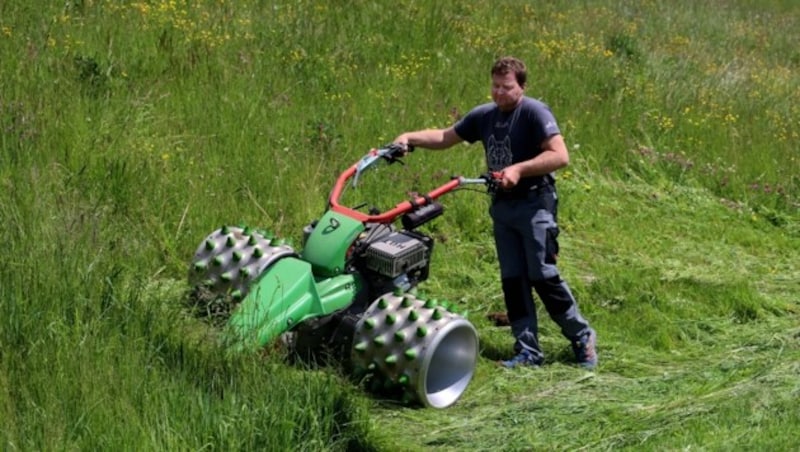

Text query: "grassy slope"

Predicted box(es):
[1, 0, 798, 450]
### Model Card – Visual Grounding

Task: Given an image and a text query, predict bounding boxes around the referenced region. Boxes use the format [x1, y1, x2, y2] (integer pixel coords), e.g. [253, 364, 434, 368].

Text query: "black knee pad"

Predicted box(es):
[501, 277, 535, 323]
[531, 276, 572, 317]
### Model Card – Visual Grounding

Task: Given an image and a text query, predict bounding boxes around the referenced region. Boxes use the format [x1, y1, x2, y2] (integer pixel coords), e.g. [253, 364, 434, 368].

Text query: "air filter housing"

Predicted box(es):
[363, 232, 429, 278]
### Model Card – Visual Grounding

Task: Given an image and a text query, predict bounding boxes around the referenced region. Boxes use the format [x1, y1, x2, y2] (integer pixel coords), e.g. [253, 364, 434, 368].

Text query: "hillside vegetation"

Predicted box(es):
[1, 0, 798, 450]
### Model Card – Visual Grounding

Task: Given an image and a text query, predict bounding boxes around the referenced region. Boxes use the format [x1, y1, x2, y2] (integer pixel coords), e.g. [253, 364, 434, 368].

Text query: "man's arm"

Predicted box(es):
[394, 126, 463, 150]
[499, 134, 569, 189]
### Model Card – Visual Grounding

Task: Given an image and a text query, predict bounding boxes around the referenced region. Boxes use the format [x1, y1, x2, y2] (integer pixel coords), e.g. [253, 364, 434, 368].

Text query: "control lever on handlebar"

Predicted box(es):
[382, 143, 408, 166]
[481, 171, 502, 194]
[352, 143, 415, 188]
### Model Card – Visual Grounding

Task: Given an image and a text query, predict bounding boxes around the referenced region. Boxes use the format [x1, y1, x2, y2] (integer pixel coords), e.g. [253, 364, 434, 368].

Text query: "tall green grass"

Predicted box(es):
[2, 0, 798, 450]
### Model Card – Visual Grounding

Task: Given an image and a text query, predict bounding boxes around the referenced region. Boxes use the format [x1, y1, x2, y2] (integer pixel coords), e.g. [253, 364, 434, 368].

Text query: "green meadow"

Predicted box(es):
[1, 0, 798, 450]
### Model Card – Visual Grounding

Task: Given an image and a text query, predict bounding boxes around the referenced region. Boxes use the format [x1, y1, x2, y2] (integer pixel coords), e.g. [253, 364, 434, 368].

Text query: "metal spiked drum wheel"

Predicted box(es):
[189, 225, 294, 303]
[351, 293, 479, 408]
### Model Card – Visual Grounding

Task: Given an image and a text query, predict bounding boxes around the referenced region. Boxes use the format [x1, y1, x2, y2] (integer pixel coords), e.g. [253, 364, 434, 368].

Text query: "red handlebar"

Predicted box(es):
[328, 164, 464, 223]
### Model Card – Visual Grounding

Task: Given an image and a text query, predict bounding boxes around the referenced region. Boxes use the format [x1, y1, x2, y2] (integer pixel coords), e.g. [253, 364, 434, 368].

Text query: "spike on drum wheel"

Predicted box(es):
[350, 292, 479, 409]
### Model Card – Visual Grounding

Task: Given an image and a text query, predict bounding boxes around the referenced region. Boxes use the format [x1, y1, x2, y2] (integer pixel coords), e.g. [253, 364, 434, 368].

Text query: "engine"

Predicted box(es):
[355, 229, 433, 294]
[364, 231, 429, 277]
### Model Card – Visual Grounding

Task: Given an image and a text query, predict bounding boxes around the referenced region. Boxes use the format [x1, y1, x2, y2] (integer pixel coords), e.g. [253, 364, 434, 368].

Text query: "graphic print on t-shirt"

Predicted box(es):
[486, 135, 512, 171]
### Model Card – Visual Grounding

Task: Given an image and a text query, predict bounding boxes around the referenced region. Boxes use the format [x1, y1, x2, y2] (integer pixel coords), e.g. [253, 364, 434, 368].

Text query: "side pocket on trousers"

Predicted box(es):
[545, 226, 559, 264]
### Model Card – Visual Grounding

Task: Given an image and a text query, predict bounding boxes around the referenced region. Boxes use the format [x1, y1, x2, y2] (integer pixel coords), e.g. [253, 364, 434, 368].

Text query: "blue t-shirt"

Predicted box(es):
[454, 97, 560, 191]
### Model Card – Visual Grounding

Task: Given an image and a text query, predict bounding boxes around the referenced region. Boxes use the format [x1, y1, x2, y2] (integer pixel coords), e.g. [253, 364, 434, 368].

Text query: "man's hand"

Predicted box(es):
[392, 133, 410, 149]
[499, 165, 521, 190]
[392, 127, 463, 151]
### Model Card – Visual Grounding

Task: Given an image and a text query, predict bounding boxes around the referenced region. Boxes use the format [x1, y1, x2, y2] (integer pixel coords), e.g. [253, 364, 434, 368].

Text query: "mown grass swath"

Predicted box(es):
[1, 0, 798, 450]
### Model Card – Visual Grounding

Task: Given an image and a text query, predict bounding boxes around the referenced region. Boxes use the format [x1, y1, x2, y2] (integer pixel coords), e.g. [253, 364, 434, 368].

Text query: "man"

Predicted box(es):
[393, 56, 597, 369]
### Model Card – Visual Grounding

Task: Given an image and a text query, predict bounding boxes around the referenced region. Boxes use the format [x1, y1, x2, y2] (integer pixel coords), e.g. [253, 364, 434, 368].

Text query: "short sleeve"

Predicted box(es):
[454, 103, 492, 144]
[528, 101, 561, 139]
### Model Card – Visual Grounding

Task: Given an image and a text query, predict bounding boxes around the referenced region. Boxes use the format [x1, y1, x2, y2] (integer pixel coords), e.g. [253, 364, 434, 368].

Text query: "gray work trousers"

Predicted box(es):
[489, 186, 591, 361]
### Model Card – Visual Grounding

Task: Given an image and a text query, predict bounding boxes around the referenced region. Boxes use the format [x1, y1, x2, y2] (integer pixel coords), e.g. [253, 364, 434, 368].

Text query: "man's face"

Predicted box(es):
[491, 71, 525, 112]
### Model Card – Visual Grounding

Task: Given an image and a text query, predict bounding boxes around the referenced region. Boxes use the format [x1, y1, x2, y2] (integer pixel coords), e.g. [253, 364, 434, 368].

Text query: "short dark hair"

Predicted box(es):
[491, 56, 527, 87]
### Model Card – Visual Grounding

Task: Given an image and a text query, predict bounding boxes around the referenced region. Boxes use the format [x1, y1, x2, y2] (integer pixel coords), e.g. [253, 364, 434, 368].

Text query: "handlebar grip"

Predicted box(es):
[389, 143, 413, 154]
[480, 171, 503, 181]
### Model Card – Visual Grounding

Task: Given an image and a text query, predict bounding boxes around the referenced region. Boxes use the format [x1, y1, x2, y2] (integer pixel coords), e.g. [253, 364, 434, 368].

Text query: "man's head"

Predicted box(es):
[490, 56, 526, 112]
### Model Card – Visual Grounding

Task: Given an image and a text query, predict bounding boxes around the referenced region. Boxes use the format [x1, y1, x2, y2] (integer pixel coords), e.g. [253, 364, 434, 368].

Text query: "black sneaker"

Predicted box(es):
[572, 329, 598, 370]
[498, 349, 542, 368]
